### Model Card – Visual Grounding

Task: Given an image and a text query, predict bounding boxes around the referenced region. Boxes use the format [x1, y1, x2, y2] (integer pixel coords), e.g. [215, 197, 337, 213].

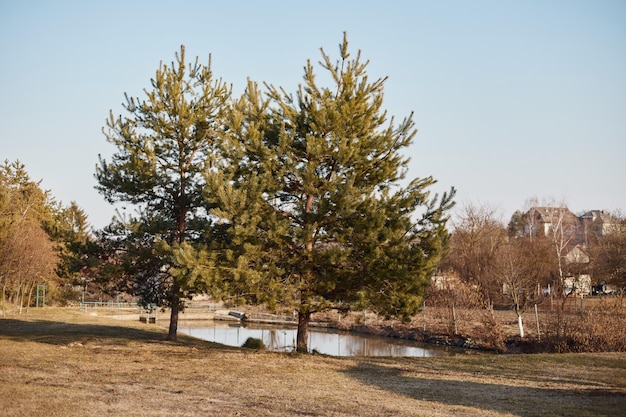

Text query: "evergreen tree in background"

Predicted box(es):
[48, 201, 92, 281]
[96, 46, 231, 341]
[208, 34, 455, 351]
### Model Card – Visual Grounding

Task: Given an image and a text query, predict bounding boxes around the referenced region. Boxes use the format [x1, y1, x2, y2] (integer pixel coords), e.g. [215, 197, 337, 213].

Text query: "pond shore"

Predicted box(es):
[87, 295, 626, 354]
[91, 305, 555, 354]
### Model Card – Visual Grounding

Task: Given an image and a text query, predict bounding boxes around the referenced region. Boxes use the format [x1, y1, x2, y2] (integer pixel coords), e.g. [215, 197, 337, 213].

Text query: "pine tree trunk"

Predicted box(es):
[166, 282, 180, 341]
[297, 193, 314, 353]
[167, 189, 186, 342]
[296, 310, 310, 353]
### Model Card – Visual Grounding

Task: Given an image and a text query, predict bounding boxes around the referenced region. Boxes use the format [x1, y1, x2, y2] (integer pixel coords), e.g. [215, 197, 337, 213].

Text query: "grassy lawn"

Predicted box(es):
[1, 308, 624, 417]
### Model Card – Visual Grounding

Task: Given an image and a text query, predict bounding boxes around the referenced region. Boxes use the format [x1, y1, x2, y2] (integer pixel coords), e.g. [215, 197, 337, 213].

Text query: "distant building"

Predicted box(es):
[564, 244, 590, 264]
[579, 210, 618, 242]
[521, 206, 617, 245]
[519, 206, 618, 294]
[564, 275, 592, 296]
[522, 207, 579, 240]
[563, 244, 592, 296]
[430, 271, 460, 291]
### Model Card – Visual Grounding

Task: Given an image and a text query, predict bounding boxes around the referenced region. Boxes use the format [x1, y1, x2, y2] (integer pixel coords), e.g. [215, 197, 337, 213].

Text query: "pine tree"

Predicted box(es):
[209, 34, 455, 352]
[96, 46, 231, 341]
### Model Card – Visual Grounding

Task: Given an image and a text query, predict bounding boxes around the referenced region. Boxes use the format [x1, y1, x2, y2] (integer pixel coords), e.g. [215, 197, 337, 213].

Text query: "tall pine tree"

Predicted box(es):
[208, 34, 455, 351]
[96, 46, 230, 341]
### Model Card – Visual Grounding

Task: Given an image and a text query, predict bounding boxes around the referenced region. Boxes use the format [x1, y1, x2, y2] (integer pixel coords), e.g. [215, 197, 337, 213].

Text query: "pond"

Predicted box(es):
[178, 321, 466, 357]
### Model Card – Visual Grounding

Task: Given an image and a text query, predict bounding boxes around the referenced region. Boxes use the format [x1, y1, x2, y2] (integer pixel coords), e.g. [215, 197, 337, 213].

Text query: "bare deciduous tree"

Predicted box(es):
[521, 199, 578, 297]
[588, 211, 626, 290]
[442, 202, 507, 305]
[493, 239, 550, 337]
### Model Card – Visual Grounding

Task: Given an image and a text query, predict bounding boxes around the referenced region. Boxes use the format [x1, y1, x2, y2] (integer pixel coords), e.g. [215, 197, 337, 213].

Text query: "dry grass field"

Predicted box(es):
[1, 307, 625, 417]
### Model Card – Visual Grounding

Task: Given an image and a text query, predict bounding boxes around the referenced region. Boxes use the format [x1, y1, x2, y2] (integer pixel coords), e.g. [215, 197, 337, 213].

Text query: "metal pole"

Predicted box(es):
[35, 284, 46, 308]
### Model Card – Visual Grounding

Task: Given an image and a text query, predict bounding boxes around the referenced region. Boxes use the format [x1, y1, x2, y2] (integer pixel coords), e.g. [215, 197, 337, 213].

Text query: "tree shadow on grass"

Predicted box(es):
[0, 317, 185, 346]
[344, 361, 626, 417]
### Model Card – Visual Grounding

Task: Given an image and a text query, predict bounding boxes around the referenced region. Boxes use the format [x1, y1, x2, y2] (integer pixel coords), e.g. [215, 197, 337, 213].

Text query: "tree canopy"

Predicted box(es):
[95, 46, 231, 340]
[207, 34, 455, 351]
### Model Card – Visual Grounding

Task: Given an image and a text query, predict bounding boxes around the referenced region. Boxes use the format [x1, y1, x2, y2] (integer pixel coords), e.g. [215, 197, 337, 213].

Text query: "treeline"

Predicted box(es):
[0, 160, 90, 314]
[441, 203, 625, 305]
[430, 202, 626, 350]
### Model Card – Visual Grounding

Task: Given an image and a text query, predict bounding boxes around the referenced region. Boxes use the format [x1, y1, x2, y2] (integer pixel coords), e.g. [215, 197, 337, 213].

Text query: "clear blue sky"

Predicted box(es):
[2, 0, 625, 229]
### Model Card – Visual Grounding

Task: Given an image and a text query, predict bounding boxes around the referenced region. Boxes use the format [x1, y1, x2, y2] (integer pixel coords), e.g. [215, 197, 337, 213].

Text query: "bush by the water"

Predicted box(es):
[242, 337, 265, 350]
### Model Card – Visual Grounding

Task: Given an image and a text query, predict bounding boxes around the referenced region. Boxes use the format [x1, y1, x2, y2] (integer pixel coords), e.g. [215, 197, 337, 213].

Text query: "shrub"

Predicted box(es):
[541, 296, 626, 353]
[476, 308, 506, 352]
[242, 337, 265, 350]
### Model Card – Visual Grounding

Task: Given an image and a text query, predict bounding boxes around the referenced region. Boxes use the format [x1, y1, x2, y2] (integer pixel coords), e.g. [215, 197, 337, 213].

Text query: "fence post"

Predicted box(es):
[423, 301, 427, 332]
[534, 304, 541, 341]
[580, 295, 585, 315]
[452, 304, 458, 335]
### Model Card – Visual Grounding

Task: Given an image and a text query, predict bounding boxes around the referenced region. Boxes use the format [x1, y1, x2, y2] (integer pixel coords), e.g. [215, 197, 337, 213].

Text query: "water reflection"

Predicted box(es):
[178, 321, 462, 357]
